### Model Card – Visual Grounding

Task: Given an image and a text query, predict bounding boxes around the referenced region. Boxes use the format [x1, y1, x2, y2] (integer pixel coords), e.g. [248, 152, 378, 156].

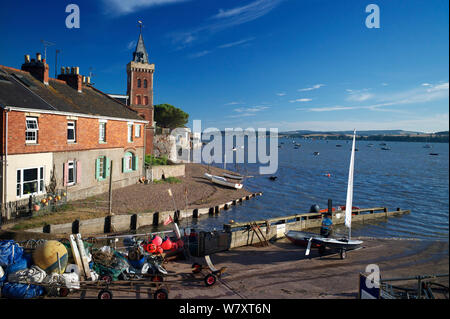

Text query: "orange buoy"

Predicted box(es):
[161, 238, 173, 251]
[152, 235, 162, 246]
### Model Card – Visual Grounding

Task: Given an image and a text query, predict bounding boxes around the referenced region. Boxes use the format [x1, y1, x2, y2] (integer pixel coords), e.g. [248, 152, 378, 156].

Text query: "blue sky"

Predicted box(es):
[0, 0, 448, 132]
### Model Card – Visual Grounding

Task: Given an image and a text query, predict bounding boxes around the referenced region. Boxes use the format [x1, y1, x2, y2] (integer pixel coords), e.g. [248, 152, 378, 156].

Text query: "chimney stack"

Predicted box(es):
[21, 52, 49, 85]
[58, 65, 83, 93]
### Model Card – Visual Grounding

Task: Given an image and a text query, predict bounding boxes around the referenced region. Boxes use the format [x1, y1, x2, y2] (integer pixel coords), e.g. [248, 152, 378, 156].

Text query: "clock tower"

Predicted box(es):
[127, 25, 155, 154]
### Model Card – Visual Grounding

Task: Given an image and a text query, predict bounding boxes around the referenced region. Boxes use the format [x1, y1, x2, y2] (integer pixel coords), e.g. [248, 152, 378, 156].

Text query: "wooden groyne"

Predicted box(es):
[224, 207, 410, 249]
[24, 192, 263, 235]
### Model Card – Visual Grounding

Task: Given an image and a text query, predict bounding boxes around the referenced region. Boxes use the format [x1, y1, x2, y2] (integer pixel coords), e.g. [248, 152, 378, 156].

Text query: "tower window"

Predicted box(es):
[144, 79, 147, 88]
[137, 79, 141, 88]
[144, 96, 148, 105]
[136, 95, 141, 105]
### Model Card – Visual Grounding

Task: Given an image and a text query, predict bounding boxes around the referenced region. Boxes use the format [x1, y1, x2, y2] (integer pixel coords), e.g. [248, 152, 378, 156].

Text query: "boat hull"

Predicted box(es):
[285, 230, 363, 250]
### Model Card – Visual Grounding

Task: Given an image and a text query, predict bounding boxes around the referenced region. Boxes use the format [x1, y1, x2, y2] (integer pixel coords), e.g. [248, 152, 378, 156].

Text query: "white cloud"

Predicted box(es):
[102, 0, 190, 15]
[170, 0, 282, 48]
[235, 105, 270, 113]
[381, 83, 388, 86]
[298, 84, 325, 92]
[188, 50, 212, 58]
[306, 82, 449, 112]
[346, 89, 374, 102]
[421, 83, 432, 87]
[218, 37, 255, 49]
[276, 92, 286, 96]
[127, 40, 137, 50]
[289, 98, 312, 103]
[225, 101, 242, 105]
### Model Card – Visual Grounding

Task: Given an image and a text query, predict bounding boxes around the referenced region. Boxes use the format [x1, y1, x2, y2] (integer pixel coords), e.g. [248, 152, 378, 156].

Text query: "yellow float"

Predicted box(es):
[32, 240, 68, 274]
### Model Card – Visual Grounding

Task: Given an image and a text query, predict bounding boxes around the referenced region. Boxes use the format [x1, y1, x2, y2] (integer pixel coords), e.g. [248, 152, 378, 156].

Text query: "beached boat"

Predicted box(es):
[204, 173, 243, 189]
[286, 130, 363, 259]
[285, 231, 363, 251]
[223, 172, 244, 180]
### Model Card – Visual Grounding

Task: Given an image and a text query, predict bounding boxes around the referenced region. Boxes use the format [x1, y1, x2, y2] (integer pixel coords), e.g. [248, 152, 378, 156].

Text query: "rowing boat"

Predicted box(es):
[204, 173, 243, 189]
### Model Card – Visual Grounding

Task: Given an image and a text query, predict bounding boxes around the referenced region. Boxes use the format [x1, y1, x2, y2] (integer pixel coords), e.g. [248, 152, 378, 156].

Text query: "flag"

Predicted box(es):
[163, 215, 173, 226]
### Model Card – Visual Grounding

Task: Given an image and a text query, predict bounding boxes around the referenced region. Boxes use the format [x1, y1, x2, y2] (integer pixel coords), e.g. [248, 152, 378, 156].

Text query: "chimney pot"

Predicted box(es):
[66, 67, 70, 74]
[25, 55, 30, 63]
[36, 53, 41, 61]
[61, 67, 65, 74]
[74, 67, 79, 75]
[87, 76, 90, 84]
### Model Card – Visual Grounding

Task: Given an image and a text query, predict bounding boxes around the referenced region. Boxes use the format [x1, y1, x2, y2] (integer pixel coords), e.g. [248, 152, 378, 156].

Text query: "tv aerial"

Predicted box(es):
[40, 39, 55, 61]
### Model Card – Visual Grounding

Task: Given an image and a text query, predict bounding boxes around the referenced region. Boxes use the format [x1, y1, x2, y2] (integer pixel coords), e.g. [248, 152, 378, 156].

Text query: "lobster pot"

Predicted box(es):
[32, 240, 68, 274]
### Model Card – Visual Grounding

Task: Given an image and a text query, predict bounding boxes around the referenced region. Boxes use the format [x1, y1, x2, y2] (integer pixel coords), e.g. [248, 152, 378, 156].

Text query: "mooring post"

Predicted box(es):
[328, 199, 332, 215]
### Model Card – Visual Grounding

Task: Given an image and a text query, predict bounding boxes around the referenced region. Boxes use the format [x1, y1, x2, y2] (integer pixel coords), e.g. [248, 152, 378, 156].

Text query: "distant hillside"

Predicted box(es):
[279, 130, 449, 143]
[281, 129, 425, 136]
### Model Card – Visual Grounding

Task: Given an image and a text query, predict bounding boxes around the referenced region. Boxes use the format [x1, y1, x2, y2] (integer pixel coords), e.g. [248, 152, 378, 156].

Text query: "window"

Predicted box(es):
[99, 121, 106, 143]
[16, 167, 44, 198]
[67, 121, 76, 143]
[136, 95, 141, 105]
[137, 79, 141, 88]
[144, 79, 147, 88]
[134, 125, 141, 138]
[123, 152, 138, 172]
[26, 117, 38, 144]
[95, 156, 110, 180]
[67, 161, 76, 186]
[143, 96, 148, 105]
[128, 124, 133, 142]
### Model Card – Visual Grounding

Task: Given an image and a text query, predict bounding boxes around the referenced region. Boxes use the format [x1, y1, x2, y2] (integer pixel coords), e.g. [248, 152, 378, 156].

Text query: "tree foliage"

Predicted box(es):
[154, 104, 189, 129]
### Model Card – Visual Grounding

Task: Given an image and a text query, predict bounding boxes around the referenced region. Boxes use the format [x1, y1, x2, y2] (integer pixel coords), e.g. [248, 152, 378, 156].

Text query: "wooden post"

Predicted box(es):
[108, 160, 113, 216]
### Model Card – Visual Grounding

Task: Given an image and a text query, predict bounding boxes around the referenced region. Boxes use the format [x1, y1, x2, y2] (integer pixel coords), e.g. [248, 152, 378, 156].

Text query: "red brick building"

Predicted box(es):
[0, 53, 148, 219]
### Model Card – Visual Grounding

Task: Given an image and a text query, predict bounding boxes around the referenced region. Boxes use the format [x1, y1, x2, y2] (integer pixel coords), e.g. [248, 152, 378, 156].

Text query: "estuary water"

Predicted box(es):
[184, 138, 449, 241]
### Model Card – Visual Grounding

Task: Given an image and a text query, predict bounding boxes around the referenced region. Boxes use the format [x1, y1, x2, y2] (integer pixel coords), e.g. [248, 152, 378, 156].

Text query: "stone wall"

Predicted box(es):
[147, 164, 185, 181]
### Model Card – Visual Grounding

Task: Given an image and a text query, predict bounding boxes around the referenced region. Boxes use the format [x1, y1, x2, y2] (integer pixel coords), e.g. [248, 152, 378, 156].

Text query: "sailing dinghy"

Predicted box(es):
[285, 129, 363, 259]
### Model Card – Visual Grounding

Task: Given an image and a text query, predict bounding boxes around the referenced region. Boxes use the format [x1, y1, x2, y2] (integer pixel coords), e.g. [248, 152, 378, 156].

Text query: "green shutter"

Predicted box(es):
[105, 157, 110, 177]
[122, 157, 126, 173]
[133, 155, 139, 171]
[95, 158, 100, 180]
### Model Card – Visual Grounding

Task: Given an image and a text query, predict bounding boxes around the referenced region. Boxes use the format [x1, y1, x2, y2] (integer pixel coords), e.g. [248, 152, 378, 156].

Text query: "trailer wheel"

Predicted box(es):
[98, 289, 113, 299]
[154, 288, 169, 299]
[340, 249, 347, 259]
[204, 274, 217, 286]
[59, 288, 70, 297]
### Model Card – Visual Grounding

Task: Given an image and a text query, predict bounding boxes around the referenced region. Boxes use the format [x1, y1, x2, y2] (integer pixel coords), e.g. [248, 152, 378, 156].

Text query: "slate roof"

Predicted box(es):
[0, 65, 145, 121]
[132, 33, 149, 64]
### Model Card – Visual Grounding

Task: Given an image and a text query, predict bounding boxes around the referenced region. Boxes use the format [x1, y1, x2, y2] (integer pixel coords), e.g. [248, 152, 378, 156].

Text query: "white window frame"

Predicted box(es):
[134, 124, 141, 138]
[124, 152, 133, 171]
[99, 120, 107, 143]
[25, 117, 39, 144]
[16, 166, 45, 199]
[67, 161, 76, 186]
[127, 123, 133, 143]
[67, 121, 76, 143]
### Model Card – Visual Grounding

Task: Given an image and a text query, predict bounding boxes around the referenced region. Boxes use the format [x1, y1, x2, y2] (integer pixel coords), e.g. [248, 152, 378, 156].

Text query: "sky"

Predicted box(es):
[0, 0, 448, 133]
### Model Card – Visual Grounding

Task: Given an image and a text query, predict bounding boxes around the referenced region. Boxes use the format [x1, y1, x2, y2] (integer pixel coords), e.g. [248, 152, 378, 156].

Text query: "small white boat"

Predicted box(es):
[223, 173, 244, 180]
[204, 173, 243, 189]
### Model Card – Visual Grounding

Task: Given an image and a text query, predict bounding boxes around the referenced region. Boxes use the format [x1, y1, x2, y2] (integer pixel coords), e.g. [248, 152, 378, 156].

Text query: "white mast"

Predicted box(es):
[345, 129, 356, 239]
